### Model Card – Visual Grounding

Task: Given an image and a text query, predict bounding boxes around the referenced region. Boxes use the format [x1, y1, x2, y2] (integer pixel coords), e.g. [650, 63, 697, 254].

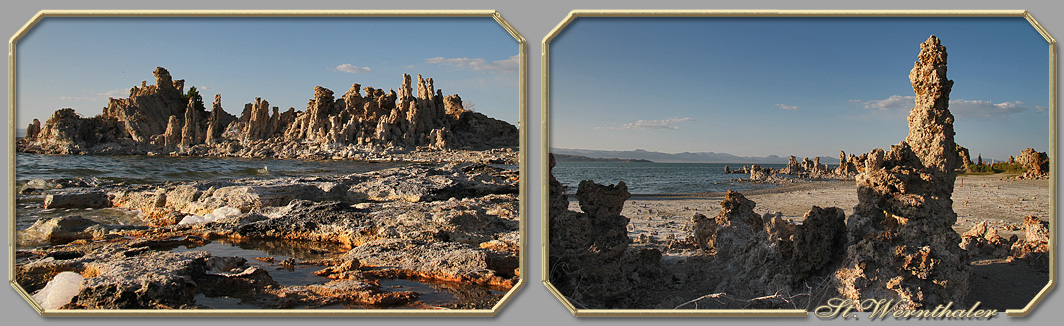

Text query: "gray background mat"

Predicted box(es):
[2, 0, 1060, 324]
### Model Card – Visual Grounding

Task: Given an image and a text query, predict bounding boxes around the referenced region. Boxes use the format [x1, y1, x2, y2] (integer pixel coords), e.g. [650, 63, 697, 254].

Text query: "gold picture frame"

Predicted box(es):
[8, 9, 527, 316]
[541, 9, 1055, 318]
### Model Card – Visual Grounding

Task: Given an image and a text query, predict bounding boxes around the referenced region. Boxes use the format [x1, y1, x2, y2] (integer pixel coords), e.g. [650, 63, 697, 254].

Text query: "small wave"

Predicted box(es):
[16, 153, 408, 186]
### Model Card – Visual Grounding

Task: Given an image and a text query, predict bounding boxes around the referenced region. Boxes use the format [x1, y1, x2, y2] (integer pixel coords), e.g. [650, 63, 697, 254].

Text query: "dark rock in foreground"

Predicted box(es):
[547, 154, 664, 308]
[16, 162, 519, 310]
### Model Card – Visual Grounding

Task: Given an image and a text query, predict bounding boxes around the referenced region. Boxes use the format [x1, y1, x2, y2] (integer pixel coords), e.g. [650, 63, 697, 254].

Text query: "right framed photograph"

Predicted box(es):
[543, 10, 1055, 318]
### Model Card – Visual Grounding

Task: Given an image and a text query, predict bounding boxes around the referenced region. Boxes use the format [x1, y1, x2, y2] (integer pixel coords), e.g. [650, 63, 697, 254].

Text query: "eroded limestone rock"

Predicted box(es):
[1015, 148, 1049, 178]
[548, 156, 664, 308]
[18, 68, 518, 158]
[956, 145, 973, 172]
[43, 191, 111, 209]
[20, 215, 100, 245]
[107, 163, 516, 226]
[960, 221, 1016, 260]
[24, 119, 41, 140]
[835, 35, 970, 309]
[1011, 215, 1050, 263]
[692, 193, 847, 299]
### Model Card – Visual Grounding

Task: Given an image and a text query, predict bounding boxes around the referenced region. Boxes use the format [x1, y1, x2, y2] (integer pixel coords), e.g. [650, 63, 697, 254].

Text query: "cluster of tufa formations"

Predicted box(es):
[548, 36, 1050, 310]
[725, 152, 870, 182]
[19, 67, 518, 161]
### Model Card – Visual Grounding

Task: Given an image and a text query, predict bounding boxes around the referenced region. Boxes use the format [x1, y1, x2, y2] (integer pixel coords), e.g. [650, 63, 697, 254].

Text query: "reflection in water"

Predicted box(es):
[380, 279, 505, 310]
[165, 238, 504, 309]
[169, 239, 343, 287]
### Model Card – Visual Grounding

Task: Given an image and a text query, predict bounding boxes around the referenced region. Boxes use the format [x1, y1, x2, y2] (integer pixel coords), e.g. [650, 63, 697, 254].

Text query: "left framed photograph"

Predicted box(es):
[8, 10, 525, 316]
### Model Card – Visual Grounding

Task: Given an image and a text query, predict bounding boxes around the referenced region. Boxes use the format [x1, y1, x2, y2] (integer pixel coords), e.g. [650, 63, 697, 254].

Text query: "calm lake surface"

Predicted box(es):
[15, 153, 407, 185]
[552, 161, 788, 194]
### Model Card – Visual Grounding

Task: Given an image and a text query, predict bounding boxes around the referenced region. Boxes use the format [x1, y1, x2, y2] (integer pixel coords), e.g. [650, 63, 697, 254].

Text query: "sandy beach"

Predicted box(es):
[587, 173, 1050, 242]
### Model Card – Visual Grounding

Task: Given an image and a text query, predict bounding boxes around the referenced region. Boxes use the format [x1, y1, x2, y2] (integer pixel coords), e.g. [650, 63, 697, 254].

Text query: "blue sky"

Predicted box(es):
[17, 17, 520, 130]
[550, 17, 1051, 161]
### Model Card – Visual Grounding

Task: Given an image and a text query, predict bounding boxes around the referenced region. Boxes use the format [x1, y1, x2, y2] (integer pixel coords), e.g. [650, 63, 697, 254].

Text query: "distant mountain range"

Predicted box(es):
[551, 148, 836, 164]
[553, 154, 653, 163]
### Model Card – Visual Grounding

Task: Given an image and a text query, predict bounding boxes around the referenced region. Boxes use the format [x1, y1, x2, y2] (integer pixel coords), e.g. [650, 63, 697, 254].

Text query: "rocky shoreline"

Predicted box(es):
[18, 67, 518, 163]
[16, 163, 520, 309]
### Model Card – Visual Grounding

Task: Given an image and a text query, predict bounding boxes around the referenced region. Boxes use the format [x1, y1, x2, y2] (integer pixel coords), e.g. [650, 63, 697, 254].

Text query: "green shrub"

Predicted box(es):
[967, 164, 994, 173]
[966, 162, 1024, 174]
[182, 86, 203, 108]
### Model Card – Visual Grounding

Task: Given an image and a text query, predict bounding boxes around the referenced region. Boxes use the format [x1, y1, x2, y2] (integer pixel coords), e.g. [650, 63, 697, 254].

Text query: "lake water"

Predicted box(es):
[14, 153, 407, 230]
[15, 153, 407, 185]
[551, 161, 788, 194]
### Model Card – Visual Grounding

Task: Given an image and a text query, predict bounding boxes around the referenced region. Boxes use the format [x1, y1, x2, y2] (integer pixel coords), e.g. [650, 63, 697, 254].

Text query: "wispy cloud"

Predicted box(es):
[98, 89, 128, 98]
[776, 104, 799, 111]
[333, 64, 373, 74]
[950, 99, 1032, 119]
[59, 96, 96, 101]
[596, 117, 694, 130]
[425, 55, 519, 73]
[855, 95, 1039, 119]
[59, 88, 130, 101]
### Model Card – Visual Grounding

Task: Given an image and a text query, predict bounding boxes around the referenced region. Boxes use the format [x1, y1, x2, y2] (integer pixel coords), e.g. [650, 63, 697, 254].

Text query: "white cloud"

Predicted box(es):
[776, 104, 799, 111]
[596, 117, 694, 130]
[425, 55, 519, 73]
[58, 96, 97, 101]
[856, 95, 1038, 119]
[333, 64, 373, 74]
[861, 95, 916, 111]
[405, 65, 417, 69]
[1036, 105, 1048, 112]
[949, 99, 1031, 119]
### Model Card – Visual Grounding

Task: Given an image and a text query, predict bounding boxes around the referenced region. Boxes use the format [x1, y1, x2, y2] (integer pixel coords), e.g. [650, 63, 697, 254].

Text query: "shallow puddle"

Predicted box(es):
[164, 238, 505, 309]
[167, 239, 340, 287]
[379, 279, 507, 309]
[192, 294, 266, 310]
[381, 279, 459, 306]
